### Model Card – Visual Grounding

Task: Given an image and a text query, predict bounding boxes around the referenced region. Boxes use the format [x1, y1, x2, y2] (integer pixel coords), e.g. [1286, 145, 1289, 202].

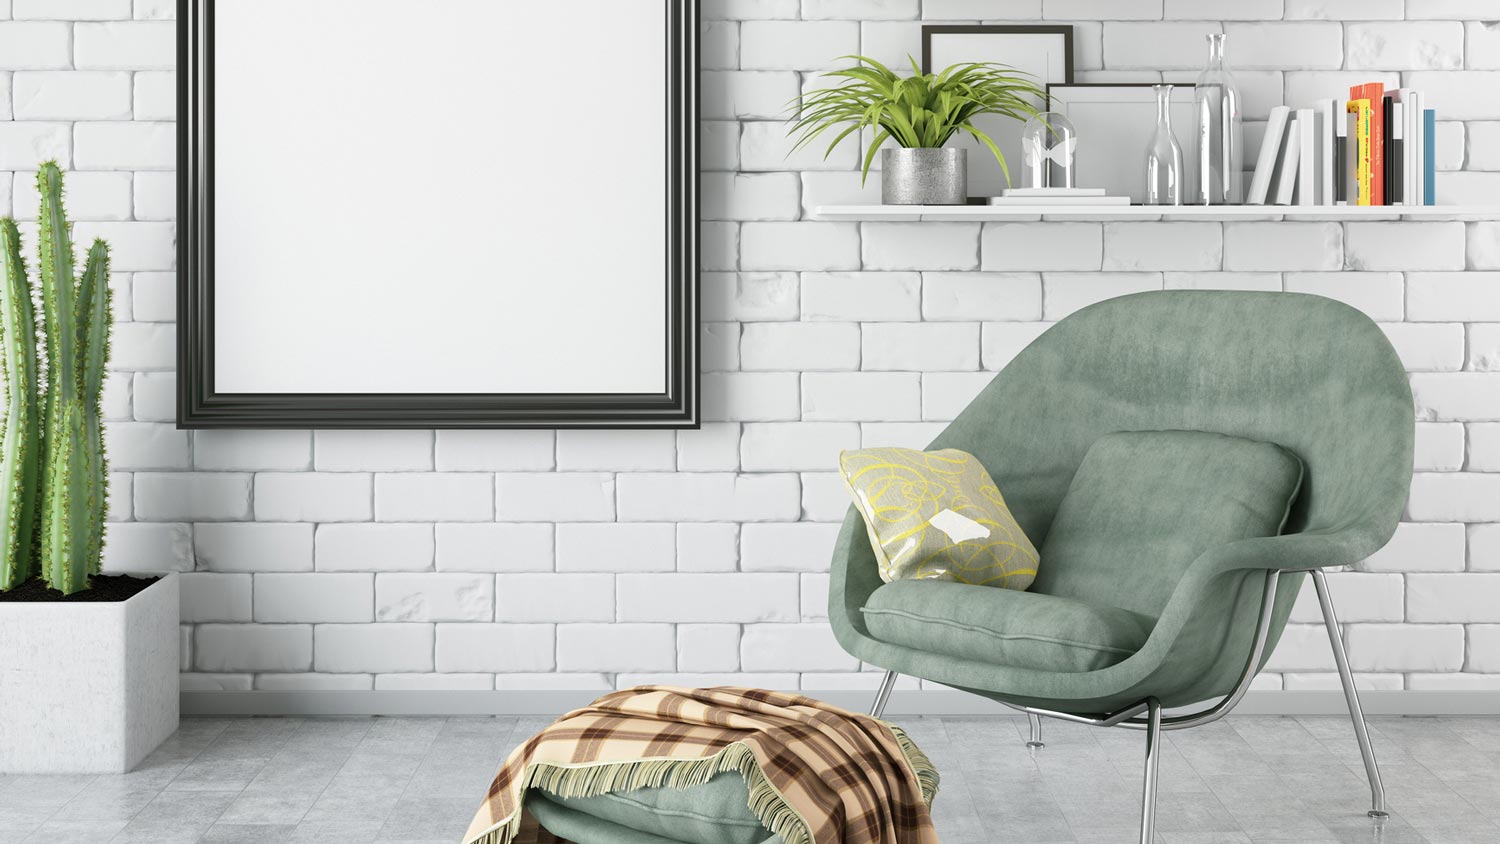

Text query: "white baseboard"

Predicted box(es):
[180, 689, 1500, 718]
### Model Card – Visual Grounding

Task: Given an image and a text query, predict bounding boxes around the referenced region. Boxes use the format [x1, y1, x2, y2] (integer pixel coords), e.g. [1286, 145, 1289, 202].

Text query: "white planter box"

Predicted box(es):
[0, 572, 180, 773]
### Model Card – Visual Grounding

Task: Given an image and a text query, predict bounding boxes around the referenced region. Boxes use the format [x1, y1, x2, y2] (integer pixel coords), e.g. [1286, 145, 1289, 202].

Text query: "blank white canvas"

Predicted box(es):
[927, 32, 1069, 198]
[1051, 87, 1201, 204]
[213, 0, 669, 394]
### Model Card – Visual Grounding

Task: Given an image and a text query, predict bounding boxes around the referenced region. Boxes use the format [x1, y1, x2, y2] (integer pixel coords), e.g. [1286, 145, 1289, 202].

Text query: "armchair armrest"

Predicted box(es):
[1197, 529, 1377, 575]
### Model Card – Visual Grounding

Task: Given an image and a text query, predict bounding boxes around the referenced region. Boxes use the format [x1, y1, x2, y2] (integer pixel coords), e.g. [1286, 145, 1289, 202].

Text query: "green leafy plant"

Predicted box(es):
[0, 162, 112, 595]
[788, 55, 1049, 186]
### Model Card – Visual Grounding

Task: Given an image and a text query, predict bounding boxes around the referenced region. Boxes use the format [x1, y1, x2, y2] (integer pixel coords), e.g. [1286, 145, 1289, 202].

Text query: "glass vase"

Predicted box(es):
[1195, 33, 1244, 205]
[1144, 84, 1184, 206]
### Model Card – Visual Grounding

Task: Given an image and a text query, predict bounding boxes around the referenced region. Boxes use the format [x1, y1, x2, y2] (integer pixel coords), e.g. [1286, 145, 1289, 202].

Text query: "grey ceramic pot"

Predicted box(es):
[882, 147, 968, 205]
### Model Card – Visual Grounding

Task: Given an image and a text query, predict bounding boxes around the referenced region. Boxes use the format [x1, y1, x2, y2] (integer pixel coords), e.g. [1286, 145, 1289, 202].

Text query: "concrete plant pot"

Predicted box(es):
[0, 572, 180, 773]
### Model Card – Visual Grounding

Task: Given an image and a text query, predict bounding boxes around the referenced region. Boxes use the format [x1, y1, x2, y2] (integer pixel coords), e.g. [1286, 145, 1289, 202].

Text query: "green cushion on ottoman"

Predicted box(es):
[528, 771, 776, 844]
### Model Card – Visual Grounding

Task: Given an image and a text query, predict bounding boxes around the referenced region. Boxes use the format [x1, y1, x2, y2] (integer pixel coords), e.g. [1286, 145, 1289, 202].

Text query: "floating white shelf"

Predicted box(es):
[813, 205, 1500, 222]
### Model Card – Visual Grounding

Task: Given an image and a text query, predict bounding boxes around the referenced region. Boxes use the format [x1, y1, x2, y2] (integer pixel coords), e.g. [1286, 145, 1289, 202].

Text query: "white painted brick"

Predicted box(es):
[1472, 524, 1500, 571]
[801, 573, 830, 620]
[136, 473, 252, 521]
[0, 22, 70, 68]
[196, 624, 311, 673]
[704, 173, 801, 222]
[255, 473, 372, 523]
[1047, 0, 1161, 18]
[1407, 673, 1500, 690]
[435, 523, 552, 573]
[805, 0, 917, 18]
[14, 0, 129, 18]
[180, 674, 253, 692]
[435, 624, 553, 673]
[131, 271, 175, 319]
[1407, 472, 1500, 522]
[741, 422, 859, 472]
[982, 322, 1051, 370]
[741, 523, 841, 572]
[802, 372, 921, 421]
[377, 573, 493, 622]
[741, 223, 860, 272]
[703, 372, 801, 422]
[852, 22, 925, 70]
[702, 20, 738, 70]
[1470, 123, 1500, 170]
[1406, 71, 1500, 120]
[316, 524, 433, 573]
[678, 423, 741, 473]
[863, 223, 980, 272]
[618, 473, 802, 522]
[1415, 423, 1465, 472]
[702, 71, 801, 121]
[1103, 223, 1222, 272]
[556, 430, 676, 472]
[1408, 574, 1500, 622]
[1284, 0, 1401, 19]
[197, 523, 314, 573]
[107, 422, 189, 470]
[1412, 374, 1500, 422]
[255, 674, 372, 692]
[1163, 272, 1281, 292]
[1345, 223, 1465, 272]
[133, 70, 174, 120]
[1282, 673, 1404, 691]
[618, 574, 799, 622]
[14, 170, 134, 222]
[1104, 22, 1222, 70]
[103, 374, 131, 422]
[621, 672, 799, 689]
[1043, 273, 1163, 320]
[800, 472, 849, 522]
[110, 322, 174, 370]
[924, 0, 1040, 16]
[801, 172, 881, 215]
[74, 222, 175, 271]
[1408, 0, 1500, 18]
[556, 523, 675, 573]
[802, 272, 922, 321]
[1469, 626, 1500, 672]
[1346, 624, 1465, 672]
[922, 273, 1042, 322]
[179, 573, 252, 623]
[1409, 273, 1500, 322]
[75, 122, 174, 170]
[860, 422, 946, 450]
[1288, 573, 1403, 624]
[194, 431, 312, 472]
[742, 121, 859, 172]
[435, 431, 553, 472]
[1380, 323, 1464, 372]
[863, 323, 980, 371]
[922, 372, 996, 421]
[0, 122, 70, 169]
[703, 121, 740, 171]
[74, 20, 172, 68]
[13, 71, 131, 119]
[255, 573, 373, 624]
[495, 673, 612, 690]
[705, 223, 739, 271]
[1348, 22, 1463, 71]
[982, 223, 1103, 272]
[1263, 624, 1336, 671]
[678, 523, 740, 572]
[1163, 0, 1280, 18]
[102, 522, 191, 573]
[678, 624, 740, 672]
[742, 624, 858, 671]
[1468, 423, 1500, 471]
[1436, 121, 1467, 170]
[1223, 223, 1342, 272]
[558, 624, 676, 672]
[1225, 21, 1344, 69]
[709, 323, 741, 374]
[703, 273, 799, 322]
[376, 673, 493, 691]
[497, 574, 613, 623]
[704, 0, 799, 19]
[134, 0, 174, 19]
[376, 474, 493, 522]
[317, 431, 433, 472]
[1438, 171, 1500, 205]
[1283, 273, 1403, 321]
[133, 372, 175, 422]
[1284, 72, 1401, 116]
[1468, 223, 1500, 270]
[742, 21, 857, 70]
[495, 473, 615, 522]
[741, 322, 859, 371]
[316, 624, 434, 673]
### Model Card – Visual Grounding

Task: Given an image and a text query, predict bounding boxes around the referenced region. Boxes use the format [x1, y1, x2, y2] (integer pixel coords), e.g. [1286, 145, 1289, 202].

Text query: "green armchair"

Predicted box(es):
[830, 290, 1414, 844]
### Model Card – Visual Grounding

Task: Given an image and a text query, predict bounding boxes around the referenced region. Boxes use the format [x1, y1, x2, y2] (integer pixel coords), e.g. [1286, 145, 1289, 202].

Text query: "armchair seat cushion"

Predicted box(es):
[860, 579, 1156, 672]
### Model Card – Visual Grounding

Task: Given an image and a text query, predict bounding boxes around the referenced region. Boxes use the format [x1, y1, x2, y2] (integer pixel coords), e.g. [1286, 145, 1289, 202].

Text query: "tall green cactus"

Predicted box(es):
[0, 219, 42, 591]
[0, 162, 112, 595]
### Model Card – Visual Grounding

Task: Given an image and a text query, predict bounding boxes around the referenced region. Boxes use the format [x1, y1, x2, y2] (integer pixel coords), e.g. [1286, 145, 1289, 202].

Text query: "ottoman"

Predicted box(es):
[526, 770, 778, 844]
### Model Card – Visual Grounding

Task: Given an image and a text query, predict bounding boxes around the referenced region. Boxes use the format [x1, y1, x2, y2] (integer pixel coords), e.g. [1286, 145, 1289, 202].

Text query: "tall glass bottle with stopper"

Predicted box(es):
[1195, 33, 1244, 205]
[1144, 84, 1183, 206]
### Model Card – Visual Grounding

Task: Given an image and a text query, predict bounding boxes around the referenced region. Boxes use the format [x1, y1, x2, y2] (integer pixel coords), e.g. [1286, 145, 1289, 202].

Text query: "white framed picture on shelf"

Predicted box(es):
[1046, 83, 1202, 205]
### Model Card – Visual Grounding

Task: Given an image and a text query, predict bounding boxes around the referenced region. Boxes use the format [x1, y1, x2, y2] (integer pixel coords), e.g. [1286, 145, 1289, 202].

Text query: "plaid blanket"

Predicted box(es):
[463, 686, 940, 844]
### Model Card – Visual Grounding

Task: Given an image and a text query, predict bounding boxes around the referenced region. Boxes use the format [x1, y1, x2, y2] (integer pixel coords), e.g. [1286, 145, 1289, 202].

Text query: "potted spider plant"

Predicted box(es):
[789, 56, 1048, 206]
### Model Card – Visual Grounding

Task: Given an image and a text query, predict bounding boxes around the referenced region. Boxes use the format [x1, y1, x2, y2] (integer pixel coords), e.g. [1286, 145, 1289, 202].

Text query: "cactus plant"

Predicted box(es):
[0, 162, 112, 595]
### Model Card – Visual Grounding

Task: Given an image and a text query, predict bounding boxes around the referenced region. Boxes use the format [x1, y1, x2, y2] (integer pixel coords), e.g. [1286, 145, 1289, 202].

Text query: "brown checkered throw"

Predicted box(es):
[463, 686, 940, 844]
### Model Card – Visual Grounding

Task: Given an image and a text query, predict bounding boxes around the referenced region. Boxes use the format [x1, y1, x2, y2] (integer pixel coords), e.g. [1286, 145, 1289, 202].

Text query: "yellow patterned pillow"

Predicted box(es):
[839, 447, 1038, 589]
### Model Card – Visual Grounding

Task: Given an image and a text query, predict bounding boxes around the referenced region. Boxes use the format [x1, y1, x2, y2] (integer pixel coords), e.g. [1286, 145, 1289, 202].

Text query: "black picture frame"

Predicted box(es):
[920, 25, 1076, 78]
[177, 0, 700, 430]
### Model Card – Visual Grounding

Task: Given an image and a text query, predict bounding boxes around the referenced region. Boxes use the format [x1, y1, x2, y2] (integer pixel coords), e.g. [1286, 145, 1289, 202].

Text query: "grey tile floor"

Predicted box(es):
[0, 716, 1496, 844]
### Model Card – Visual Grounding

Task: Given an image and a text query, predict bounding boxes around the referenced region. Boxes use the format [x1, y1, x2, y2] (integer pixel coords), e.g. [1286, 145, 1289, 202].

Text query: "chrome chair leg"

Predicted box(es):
[1026, 712, 1045, 749]
[1139, 698, 1162, 844]
[1312, 569, 1389, 819]
[870, 670, 898, 718]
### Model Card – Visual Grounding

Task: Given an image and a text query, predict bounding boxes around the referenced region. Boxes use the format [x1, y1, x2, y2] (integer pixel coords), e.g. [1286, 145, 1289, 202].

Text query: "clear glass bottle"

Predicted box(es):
[1195, 33, 1244, 205]
[1145, 84, 1183, 206]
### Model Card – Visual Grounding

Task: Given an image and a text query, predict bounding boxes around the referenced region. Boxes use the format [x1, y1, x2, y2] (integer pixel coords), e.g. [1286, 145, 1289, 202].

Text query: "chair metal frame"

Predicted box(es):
[867, 568, 1388, 844]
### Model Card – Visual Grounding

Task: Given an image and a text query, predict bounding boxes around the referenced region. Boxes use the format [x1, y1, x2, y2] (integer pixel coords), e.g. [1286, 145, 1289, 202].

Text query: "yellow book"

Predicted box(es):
[1348, 99, 1373, 207]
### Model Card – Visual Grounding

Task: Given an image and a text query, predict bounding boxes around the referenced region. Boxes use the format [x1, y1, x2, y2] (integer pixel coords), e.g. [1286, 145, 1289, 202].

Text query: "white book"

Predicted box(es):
[1411, 90, 1424, 209]
[1321, 99, 1338, 208]
[1388, 88, 1416, 206]
[1247, 106, 1291, 205]
[1273, 116, 1301, 206]
[1296, 108, 1317, 206]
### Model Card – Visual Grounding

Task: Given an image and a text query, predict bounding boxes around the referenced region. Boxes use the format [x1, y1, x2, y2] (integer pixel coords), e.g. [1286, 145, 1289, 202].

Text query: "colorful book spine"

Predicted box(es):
[1348, 99, 1373, 206]
[1424, 108, 1437, 206]
[1351, 83, 1385, 205]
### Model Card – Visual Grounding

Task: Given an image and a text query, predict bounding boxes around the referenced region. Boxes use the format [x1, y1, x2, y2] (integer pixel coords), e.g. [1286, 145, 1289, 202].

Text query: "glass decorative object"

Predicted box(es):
[1145, 84, 1184, 206]
[1195, 33, 1244, 205]
[1021, 112, 1078, 189]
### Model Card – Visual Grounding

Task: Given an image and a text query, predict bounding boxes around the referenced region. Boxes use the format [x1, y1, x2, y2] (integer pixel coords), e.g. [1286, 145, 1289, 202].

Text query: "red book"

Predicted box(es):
[1351, 83, 1386, 205]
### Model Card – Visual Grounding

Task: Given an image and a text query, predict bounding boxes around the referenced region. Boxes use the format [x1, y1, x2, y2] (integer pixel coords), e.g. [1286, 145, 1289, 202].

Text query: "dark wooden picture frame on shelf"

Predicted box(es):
[177, 0, 699, 429]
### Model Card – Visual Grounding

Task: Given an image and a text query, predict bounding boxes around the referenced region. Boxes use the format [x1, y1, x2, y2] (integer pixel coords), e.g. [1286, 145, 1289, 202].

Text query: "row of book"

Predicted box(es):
[1247, 83, 1435, 207]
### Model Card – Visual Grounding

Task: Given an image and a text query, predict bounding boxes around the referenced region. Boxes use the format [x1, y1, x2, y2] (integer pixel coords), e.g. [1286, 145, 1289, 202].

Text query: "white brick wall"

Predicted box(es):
[15, 4, 1493, 696]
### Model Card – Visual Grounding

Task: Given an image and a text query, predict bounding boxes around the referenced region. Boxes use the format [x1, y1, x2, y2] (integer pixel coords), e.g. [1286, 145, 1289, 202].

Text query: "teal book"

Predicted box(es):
[1424, 109, 1436, 206]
